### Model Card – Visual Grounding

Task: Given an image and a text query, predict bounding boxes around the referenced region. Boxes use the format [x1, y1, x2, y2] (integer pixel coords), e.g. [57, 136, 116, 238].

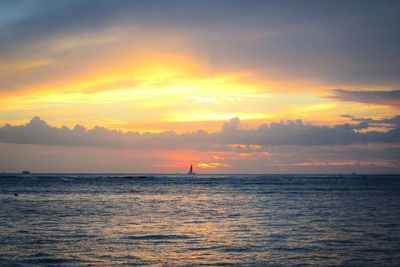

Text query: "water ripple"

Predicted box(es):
[0, 174, 399, 266]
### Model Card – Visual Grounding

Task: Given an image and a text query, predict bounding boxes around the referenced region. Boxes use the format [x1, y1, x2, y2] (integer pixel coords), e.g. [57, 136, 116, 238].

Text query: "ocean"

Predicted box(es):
[0, 174, 399, 266]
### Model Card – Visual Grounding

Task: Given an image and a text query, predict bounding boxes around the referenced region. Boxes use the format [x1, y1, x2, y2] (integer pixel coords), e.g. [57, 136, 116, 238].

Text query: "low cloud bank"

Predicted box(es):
[0, 116, 399, 150]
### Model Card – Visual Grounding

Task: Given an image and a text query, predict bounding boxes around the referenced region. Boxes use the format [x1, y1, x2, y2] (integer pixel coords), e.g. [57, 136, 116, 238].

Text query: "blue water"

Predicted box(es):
[0, 174, 399, 266]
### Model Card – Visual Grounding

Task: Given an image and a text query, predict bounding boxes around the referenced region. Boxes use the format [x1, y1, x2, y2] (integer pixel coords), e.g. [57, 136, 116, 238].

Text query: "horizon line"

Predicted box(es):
[1, 172, 399, 176]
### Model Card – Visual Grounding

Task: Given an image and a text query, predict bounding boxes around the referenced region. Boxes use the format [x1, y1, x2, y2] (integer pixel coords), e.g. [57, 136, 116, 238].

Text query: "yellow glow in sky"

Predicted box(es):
[0, 33, 398, 134]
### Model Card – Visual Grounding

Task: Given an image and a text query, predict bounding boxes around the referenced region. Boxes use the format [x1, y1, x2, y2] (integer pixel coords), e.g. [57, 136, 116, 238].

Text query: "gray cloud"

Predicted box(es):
[330, 89, 400, 107]
[342, 115, 400, 127]
[0, 116, 399, 150]
[1, 0, 400, 87]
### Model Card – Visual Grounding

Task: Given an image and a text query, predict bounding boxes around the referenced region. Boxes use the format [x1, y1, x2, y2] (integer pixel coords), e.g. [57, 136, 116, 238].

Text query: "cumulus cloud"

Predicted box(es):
[0, 116, 399, 150]
[330, 89, 400, 108]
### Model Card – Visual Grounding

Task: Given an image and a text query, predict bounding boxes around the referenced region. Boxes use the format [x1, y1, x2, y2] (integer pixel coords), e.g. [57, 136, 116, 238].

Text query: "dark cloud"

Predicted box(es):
[342, 115, 400, 128]
[0, 116, 399, 150]
[1, 1, 399, 86]
[330, 89, 400, 107]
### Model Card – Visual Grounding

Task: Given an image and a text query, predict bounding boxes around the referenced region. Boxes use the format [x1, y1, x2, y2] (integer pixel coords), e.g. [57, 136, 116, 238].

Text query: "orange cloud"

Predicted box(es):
[197, 162, 231, 168]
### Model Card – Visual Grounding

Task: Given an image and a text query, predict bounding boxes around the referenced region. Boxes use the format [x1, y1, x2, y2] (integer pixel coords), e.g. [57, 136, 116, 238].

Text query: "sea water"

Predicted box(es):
[0, 174, 399, 266]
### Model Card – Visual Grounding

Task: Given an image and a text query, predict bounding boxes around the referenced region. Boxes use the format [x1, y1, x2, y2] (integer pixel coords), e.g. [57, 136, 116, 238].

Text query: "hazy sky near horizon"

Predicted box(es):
[0, 0, 399, 173]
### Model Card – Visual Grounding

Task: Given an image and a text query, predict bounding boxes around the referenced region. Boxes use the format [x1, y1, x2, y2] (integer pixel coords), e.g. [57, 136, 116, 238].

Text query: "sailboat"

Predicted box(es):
[187, 164, 196, 175]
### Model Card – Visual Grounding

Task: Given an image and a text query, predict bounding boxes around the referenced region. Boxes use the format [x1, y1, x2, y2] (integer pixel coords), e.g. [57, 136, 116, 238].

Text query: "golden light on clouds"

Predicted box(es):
[165, 110, 270, 123]
[0, 47, 279, 131]
[0, 23, 398, 136]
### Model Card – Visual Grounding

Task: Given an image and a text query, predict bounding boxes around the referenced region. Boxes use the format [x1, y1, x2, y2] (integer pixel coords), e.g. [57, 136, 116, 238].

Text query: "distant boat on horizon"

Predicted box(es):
[187, 164, 196, 175]
[20, 170, 32, 178]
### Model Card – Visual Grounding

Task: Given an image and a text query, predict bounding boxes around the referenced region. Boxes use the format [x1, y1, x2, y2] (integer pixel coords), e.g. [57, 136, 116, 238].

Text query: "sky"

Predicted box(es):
[0, 0, 399, 173]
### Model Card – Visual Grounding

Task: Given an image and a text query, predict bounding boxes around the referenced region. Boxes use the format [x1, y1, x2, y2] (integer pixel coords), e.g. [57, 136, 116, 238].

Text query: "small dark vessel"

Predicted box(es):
[20, 170, 32, 178]
[349, 172, 359, 178]
[187, 164, 196, 175]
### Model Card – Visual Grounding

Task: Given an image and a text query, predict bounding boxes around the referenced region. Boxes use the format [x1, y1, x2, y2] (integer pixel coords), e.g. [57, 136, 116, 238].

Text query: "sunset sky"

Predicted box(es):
[0, 0, 399, 173]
